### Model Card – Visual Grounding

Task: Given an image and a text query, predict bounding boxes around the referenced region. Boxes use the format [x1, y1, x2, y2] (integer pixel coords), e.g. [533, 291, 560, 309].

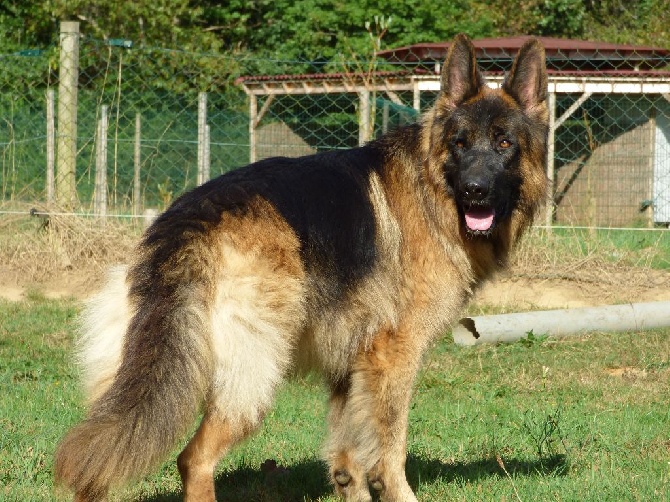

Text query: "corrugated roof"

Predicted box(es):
[377, 36, 670, 70]
[236, 69, 421, 85]
[236, 36, 670, 87]
[237, 68, 670, 85]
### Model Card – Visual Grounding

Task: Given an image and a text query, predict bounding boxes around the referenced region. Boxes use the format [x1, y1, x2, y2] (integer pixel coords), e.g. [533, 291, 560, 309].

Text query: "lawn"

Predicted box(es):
[1, 295, 669, 501]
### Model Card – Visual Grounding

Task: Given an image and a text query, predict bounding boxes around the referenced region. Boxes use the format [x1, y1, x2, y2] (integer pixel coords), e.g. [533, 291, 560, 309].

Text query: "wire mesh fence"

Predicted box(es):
[1, 23, 669, 229]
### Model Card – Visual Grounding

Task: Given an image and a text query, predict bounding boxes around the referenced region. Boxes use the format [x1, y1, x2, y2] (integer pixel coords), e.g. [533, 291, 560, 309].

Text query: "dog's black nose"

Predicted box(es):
[463, 180, 489, 200]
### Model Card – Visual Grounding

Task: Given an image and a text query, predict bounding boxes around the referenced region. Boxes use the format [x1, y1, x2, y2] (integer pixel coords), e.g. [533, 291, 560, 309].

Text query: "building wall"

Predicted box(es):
[555, 118, 654, 227]
[256, 121, 315, 161]
[654, 100, 670, 224]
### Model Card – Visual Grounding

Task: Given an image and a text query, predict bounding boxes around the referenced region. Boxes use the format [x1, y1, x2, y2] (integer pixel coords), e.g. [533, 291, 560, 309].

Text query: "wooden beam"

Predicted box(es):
[253, 94, 275, 128]
[384, 90, 404, 106]
[554, 91, 593, 129]
[240, 77, 417, 96]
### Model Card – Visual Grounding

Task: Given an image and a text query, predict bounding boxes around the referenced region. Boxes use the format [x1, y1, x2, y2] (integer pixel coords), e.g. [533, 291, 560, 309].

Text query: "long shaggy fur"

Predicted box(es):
[55, 261, 214, 499]
[54, 34, 549, 502]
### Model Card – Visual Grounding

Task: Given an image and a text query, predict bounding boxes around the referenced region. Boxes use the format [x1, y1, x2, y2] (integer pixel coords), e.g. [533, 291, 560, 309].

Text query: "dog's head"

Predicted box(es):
[427, 34, 549, 237]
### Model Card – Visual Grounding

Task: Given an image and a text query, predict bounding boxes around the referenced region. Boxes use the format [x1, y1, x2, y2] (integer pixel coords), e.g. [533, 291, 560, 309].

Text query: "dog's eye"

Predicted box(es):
[454, 138, 466, 149]
[498, 138, 512, 149]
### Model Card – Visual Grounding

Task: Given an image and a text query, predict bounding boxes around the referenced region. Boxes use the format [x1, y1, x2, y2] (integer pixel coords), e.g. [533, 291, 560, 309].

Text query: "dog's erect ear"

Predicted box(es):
[440, 34, 486, 108]
[502, 39, 547, 115]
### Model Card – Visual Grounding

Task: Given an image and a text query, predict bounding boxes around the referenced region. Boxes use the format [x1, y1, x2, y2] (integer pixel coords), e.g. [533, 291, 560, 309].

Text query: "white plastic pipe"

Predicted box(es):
[453, 301, 670, 346]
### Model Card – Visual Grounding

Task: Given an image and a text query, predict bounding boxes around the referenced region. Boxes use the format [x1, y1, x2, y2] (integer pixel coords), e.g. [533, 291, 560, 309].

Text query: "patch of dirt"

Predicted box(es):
[604, 367, 649, 379]
[474, 269, 670, 310]
[1, 211, 668, 309]
[2, 262, 669, 311]
[0, 266, 107, 302]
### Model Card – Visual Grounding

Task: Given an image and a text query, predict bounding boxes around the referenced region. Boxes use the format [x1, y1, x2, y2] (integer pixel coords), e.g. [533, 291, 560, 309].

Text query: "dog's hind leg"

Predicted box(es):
[177, 410, 255, 502]
[177, 314, 291, 502]
[177, 256, 302, 500]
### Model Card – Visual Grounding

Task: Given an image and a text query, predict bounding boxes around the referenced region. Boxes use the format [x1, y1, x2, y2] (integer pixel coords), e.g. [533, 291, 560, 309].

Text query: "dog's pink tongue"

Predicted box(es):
[465, 208, 494, 231]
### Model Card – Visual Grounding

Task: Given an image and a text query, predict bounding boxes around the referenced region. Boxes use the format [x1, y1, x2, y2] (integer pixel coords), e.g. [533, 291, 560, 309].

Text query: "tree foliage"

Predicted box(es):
[487, 0, 669, 47]
[0, 0, 666, 94]
[3, 0, 667, 58]
[582, 0, 670, 47]
[204, 0, 495, 61]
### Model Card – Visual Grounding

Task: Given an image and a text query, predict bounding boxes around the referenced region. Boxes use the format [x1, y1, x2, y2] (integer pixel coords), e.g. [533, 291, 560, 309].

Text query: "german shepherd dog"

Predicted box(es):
[55, 34, 548, 502]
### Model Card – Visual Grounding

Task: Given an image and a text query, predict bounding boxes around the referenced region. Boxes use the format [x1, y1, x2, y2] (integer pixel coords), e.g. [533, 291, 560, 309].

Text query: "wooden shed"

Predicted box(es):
[238, 36, 670, 226]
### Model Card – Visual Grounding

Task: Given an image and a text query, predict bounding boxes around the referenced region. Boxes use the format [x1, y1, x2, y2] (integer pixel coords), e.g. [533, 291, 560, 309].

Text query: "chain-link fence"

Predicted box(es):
[1, 23, 669, 229]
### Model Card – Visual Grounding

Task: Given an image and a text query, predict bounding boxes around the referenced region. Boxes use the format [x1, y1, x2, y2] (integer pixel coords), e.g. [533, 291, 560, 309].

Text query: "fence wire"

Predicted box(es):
[1, 26, 669, 229]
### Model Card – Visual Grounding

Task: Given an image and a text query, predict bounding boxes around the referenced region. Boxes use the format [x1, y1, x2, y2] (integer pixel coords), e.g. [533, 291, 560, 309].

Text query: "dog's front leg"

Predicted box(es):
[325, 327, 422, 502]
[324, 379, 374, 502]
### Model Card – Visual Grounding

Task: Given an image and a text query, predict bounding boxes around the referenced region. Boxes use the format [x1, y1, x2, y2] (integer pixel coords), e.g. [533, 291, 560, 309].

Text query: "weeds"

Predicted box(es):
[512, 226, 670, 276]
[521, 407, 567, 459]
[0, 205, 138, 282]
[517, 330, 549, 348]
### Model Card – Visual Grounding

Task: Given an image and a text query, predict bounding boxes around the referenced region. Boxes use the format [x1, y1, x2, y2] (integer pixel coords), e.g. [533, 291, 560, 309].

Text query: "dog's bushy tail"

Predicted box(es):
[54, 265, 213, 500]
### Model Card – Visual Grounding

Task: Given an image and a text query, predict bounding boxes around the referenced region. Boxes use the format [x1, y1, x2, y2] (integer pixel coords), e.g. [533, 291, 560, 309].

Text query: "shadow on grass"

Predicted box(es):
[142, 459, 330, 502]
[142, 454, 567, 502]
[407, 453, 569, 486]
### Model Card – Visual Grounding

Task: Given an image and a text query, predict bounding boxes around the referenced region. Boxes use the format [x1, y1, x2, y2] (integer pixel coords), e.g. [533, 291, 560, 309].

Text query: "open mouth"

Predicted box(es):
[464, 206, 495, 233]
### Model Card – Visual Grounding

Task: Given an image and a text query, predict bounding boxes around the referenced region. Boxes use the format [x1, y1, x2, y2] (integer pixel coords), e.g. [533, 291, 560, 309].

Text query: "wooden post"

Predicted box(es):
[549, 90, 593, 230]
[545, 90, 556, 230]
[56, 21, 79, 209]
[133, 112, 141, 216]
[249, 94, 257, 164]
[587, 162, 596, 236]
[94, 105, 108, 218]
[358, 89, 371, 146]
[46, 89, 55, 204]
[204, 124, 211, 182]
[248, 95, 275, 163]
[197, 92, 209, 185]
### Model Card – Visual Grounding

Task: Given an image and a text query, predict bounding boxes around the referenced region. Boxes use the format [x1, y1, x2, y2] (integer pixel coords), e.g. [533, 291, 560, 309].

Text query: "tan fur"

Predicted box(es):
[76, 265, 131, 404]
[208, 197, 306, 427]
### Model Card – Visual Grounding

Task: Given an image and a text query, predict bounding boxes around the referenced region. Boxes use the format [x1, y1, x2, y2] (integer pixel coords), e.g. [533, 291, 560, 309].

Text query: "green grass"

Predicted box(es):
[2, 296, 670, 501]
[524, 226, 670, 270]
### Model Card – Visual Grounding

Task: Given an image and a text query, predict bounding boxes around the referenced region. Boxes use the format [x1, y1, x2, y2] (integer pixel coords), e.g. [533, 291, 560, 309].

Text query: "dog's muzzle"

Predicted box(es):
[460, 180, 495, 233]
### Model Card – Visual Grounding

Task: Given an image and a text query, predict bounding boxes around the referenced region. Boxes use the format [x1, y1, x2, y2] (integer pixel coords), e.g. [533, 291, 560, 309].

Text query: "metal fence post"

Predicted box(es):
[249, 94, 257, 164]
[56, 21, 80, 209]
[358, 89, 371, 146]
[204, 124, 211, 182]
